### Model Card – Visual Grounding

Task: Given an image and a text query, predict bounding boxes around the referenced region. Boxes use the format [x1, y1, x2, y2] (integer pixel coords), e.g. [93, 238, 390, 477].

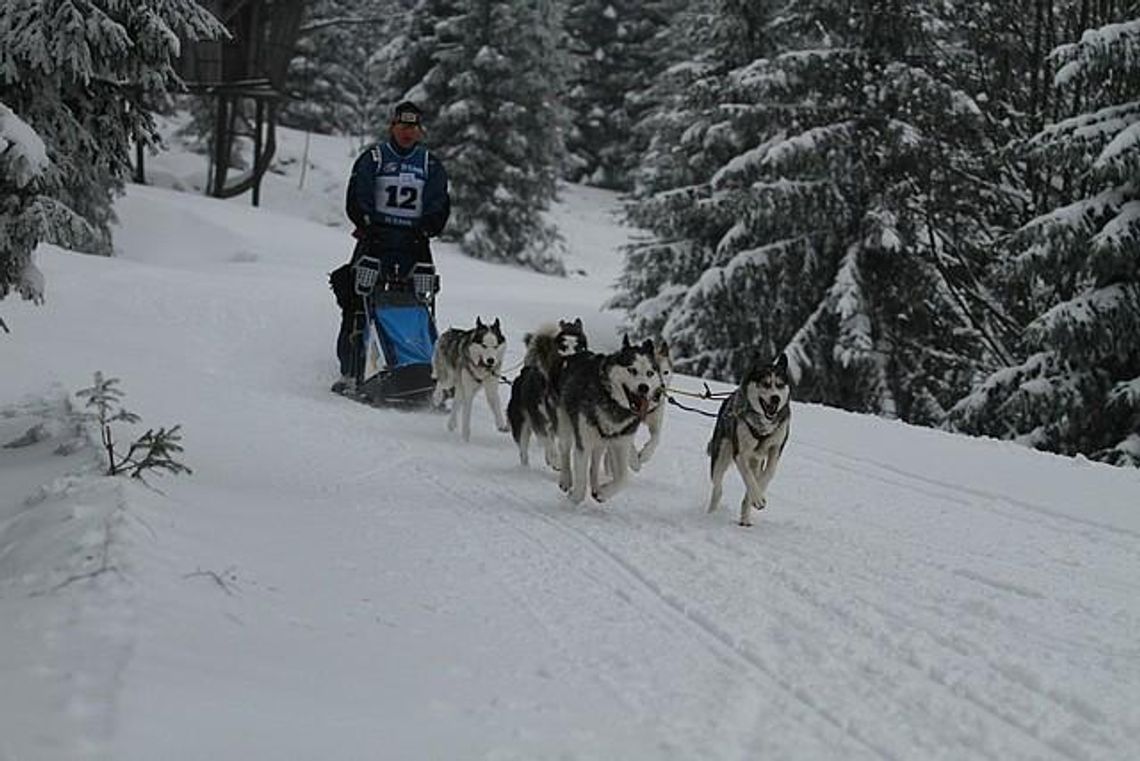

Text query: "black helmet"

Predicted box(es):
[391, 101, 423, 126]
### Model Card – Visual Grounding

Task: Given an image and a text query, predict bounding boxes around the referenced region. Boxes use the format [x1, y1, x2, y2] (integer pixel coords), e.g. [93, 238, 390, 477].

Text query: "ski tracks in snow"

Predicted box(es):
[397, 449, 883, 760]
[390, 408, 1140, 761]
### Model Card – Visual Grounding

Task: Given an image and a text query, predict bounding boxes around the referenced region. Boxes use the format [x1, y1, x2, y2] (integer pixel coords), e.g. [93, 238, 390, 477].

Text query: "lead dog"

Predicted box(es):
[706, 353, 792, 526]
[556, 337, 664, 504]
[507, 319, 589, 467]
[432, 317, 508, 441]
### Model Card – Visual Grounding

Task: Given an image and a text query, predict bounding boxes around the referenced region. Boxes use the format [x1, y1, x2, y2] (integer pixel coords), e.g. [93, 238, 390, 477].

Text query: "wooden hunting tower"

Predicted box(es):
[179, 0, 305, 205]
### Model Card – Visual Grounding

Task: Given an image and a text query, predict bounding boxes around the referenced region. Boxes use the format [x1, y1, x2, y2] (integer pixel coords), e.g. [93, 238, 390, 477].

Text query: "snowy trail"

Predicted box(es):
[2, 177, 1138, 760]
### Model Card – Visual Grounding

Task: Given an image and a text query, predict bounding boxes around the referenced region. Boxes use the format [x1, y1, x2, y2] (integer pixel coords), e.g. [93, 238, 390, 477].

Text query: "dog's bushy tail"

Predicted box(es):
[523, 323, 561, 376]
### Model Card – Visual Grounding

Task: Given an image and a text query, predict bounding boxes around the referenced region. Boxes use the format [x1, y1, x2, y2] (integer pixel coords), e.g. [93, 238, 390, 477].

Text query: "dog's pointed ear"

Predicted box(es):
[475, 316, 484, 329]
[641, 339, 654, 354]
[622, 334, 632, 350]
[774, 352, 788, 371]
[658, 339, 670, 358]
[573, 317, 583, 330]
[492, 317, 501, 332]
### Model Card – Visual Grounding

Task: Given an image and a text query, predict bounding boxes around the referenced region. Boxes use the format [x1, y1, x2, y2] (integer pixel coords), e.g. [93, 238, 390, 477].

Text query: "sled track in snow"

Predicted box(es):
[385, 431, 1137, 760]
[403, 454, 897, 758]
[526, 491, 1108, 760]
[794, 438, 1140, 543]
[544, 512, 904, 761]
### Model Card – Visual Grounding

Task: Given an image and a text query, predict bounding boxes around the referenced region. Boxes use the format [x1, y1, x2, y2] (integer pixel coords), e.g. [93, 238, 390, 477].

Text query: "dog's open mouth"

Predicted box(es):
[625, 388, 651, 418]
[759, 395, 780, 417]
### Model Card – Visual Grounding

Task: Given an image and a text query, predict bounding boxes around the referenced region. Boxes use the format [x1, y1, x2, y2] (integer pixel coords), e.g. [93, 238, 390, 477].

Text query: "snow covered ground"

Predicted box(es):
[2, 123, 1139, 761]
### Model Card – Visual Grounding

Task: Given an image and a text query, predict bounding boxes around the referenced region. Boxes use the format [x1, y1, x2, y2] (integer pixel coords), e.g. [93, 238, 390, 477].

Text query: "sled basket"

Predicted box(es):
[369, 290, 436, 369]
[353, 262, 440, 406]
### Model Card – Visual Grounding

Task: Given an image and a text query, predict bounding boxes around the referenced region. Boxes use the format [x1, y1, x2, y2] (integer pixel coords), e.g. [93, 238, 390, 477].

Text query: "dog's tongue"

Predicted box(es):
[632, 393, 649, 417]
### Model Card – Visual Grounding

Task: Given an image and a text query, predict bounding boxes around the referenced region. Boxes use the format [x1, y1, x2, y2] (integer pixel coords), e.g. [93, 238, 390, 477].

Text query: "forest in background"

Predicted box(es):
[2, 0, 1138, 466]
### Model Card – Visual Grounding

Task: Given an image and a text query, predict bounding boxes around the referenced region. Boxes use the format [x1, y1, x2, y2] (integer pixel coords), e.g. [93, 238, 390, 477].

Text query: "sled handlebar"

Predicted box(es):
[354, 257, 439, 303]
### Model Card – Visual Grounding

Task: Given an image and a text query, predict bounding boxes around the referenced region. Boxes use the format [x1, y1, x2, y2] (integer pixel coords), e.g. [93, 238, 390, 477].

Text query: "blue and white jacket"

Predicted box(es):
[345, 140, 450, 273]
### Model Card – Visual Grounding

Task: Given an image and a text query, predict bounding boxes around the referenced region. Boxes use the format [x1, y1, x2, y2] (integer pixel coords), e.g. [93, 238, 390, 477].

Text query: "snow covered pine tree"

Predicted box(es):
[0, 103, 49, 320]
[620, 0, 1000, 426]
[0, 0, 224, 266]
[950, 15, 1140, 466]
[407, 0, 566, 273]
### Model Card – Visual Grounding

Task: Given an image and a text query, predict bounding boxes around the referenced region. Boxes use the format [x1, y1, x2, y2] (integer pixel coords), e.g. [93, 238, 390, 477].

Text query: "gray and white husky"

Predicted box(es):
[431, 317, 508, 442]
[707, 353, 792, 526]
[556, 337, 664, 504]
[507, 319, 589, 467]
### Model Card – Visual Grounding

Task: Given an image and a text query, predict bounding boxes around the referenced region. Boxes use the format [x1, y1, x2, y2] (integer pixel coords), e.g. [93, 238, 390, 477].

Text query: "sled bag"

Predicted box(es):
[371, 301, 436, 369]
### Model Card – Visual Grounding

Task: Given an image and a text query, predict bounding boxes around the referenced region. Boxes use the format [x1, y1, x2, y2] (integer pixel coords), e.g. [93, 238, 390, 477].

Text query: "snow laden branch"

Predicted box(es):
[0, 102, 49, 309]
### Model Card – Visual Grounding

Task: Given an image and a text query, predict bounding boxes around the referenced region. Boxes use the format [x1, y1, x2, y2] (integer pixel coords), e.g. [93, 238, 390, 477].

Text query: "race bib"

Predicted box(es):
[375, 172, 424, 221]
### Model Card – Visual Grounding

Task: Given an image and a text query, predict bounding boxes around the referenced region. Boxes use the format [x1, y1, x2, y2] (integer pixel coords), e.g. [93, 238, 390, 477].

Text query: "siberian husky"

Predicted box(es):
[507, 319, 589, 467]
[431, 317, 508, 441]
[706, 353, 792, 526]
[555, 337, 664, 504]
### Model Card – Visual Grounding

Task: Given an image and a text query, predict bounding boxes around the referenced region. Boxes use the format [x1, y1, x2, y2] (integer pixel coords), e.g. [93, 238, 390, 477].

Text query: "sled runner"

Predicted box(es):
[347, 257, 440, 406]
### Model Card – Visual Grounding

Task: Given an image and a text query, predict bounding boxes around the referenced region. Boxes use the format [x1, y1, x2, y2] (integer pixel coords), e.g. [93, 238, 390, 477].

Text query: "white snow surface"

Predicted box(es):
[2, 125, 1140, 761]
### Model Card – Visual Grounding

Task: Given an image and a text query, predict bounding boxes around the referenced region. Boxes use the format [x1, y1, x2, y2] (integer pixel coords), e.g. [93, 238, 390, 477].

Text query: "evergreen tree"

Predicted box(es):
[373, 0, 458, 120]
[0, 102, 50, 308]
[414, 0, 567, 273]
[950, 15, 1140, 466]
[614, 0, 756, 338]
[283, 0, 408, 137]
[0, 0, 224, 264]
[620, 0, 1004, 425]
[562, 0, 674, 189]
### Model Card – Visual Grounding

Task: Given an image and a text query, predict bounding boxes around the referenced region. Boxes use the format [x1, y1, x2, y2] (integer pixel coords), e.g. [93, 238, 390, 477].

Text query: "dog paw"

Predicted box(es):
[591, 490, 605, 503]
[497, 423, 510, 433]
[738, 517, 752, 528]
[752, 496, 768, 511]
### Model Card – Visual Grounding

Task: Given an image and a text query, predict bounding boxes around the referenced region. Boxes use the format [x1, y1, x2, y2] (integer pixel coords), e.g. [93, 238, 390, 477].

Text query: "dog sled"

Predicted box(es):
[344, 256, 440, 406]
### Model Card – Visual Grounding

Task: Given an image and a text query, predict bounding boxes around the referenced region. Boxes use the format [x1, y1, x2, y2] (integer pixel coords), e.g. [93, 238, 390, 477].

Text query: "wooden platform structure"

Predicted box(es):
[176, 0, 304, 206]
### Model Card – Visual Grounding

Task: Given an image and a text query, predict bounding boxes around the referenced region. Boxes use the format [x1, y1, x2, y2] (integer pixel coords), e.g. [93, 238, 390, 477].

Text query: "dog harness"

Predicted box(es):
[584, 374, 642, 441]
[464, 353, 497, 382]
[726, 392, 787, 456]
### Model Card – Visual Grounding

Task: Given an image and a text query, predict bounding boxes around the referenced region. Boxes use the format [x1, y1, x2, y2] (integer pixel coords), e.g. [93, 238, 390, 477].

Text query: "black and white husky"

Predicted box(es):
[706, 354, 792, 526]
[507, 319, 589, 467]
[556, 337, 664, 504]
[431, 317, 508, 441]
